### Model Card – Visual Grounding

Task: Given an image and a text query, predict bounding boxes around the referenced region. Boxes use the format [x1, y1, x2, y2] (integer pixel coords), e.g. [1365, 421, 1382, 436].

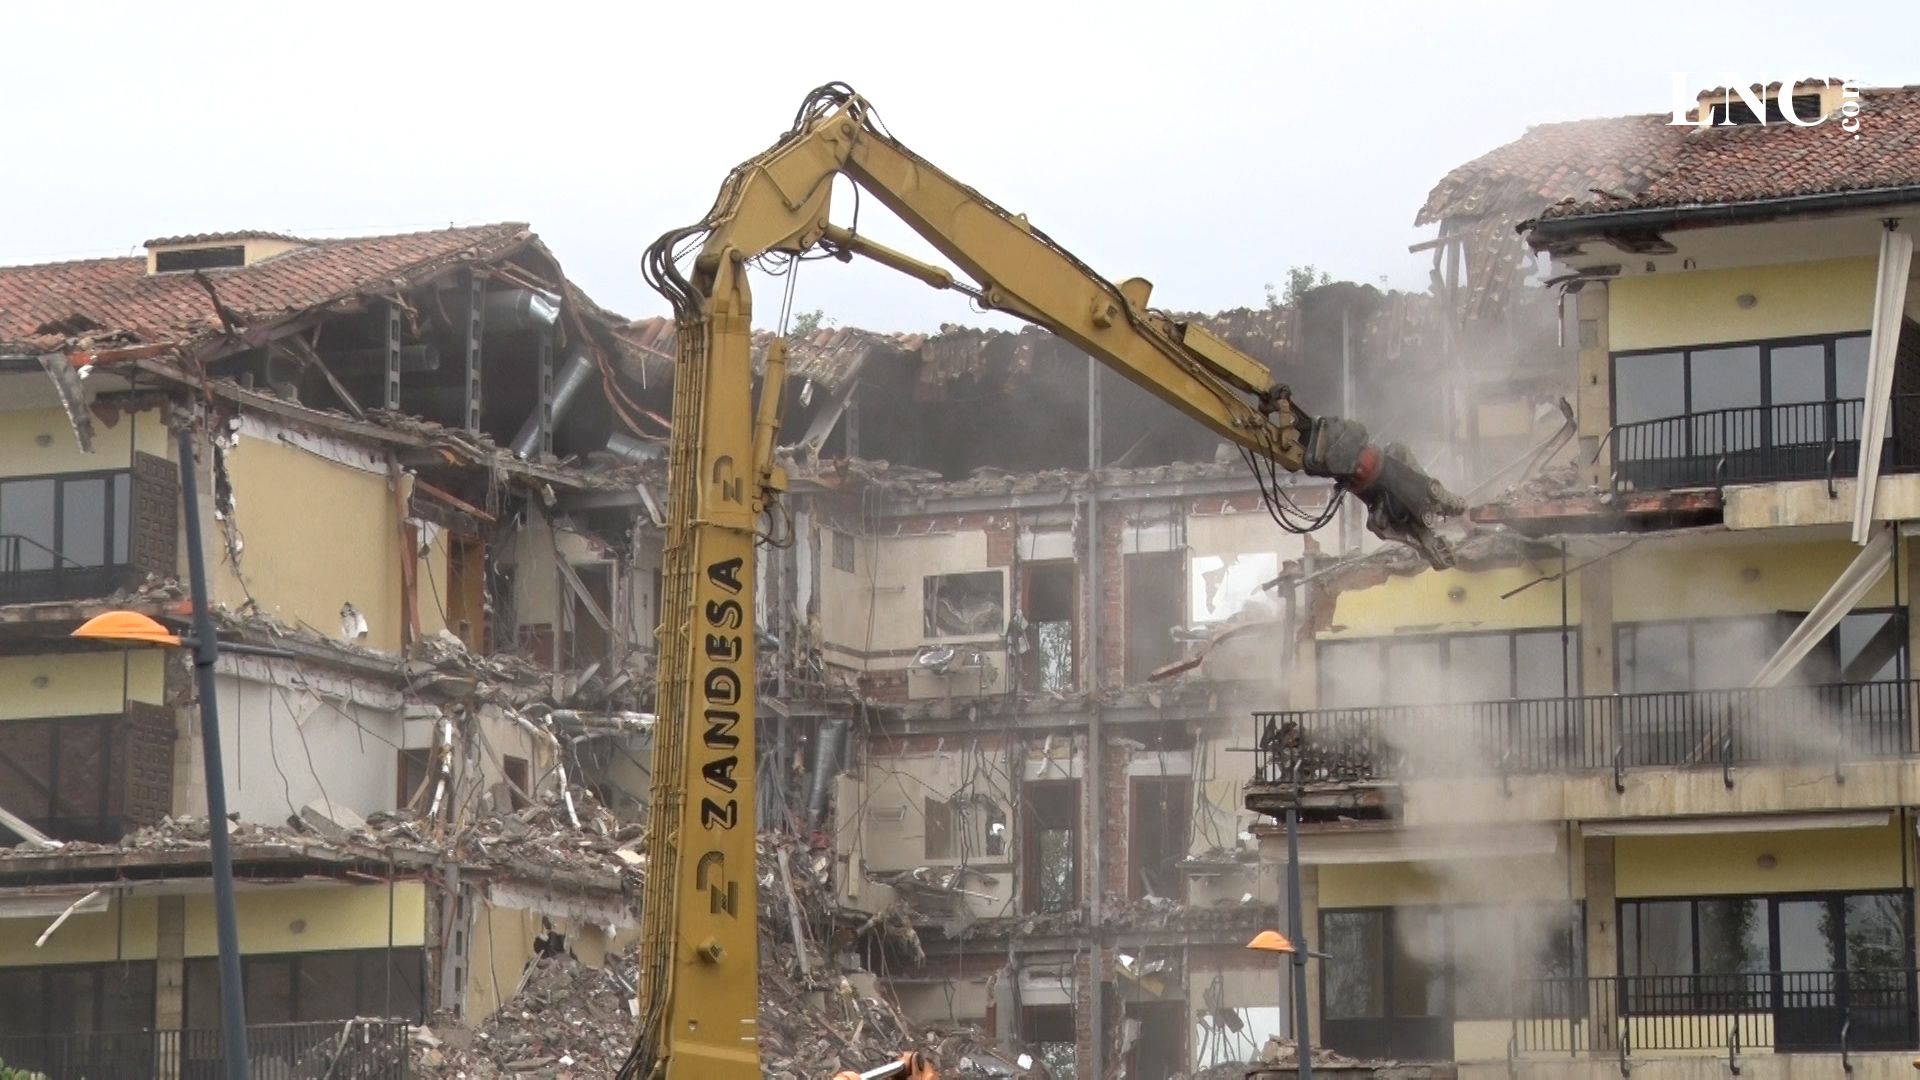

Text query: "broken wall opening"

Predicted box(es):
[1125, 551, 1185, 683]
[1022, 779, 1079, 914]
[1020, 561, 1076, 692]
[1129, 776, 1194, 902]
[1020, 1004, 1076, 1077]
[1124, 999, 1189, 1078]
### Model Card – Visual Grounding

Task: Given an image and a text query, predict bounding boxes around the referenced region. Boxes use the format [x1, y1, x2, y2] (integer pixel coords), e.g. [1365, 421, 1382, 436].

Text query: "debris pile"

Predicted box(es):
[412, 951, 636, 1078]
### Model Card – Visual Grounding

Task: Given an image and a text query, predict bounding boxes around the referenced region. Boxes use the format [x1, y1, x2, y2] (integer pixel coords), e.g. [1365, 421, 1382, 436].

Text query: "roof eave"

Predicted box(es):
[1523, 184, 1920, 245]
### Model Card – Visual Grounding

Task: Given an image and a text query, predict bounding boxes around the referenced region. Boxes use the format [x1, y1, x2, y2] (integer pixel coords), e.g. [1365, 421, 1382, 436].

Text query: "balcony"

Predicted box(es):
[0, 1019, 411, 1079]
[1517, 970, 1918, 1056]
[0, 707, 176, 843]
[1250, 679, 1916, 789]
[0, 468, 141, 606]
[1611, 397, 1920, 493]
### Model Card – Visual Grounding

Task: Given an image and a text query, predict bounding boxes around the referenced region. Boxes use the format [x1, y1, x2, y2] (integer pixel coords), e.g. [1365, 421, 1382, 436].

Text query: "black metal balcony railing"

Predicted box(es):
[1251, 679, 1917, 786]
[0, 531, 130, 605]
[0, 1019, 411, 1079]
[1612, 397, 1920, 493]
[1516, 970, 1919, 1055]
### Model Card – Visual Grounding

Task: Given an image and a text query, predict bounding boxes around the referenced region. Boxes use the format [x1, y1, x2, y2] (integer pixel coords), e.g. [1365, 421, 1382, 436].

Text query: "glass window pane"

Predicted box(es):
[1383, 640, 1442, 706]
[1446, 635, 1511, 702]
[61, 477, 106, 569]
[1778, 899, 1839, 972]
[1322, 911, 1386, 1019]
[46, 967, 100, 1034]
[1691, 347, 1764, 412]
[1320, 641, 1383, 708]
[1622, 901, 1694, 976]
[0, 479, 57, 571]
[183, 958, 220, 1030]
[1770, 343, 1829, 445]
[1618, 623, 1691, 693]
[102, 961, 155, 1032]
[1770, 344, 1829, 404]
[1614, 353, 1685, 425]
[1697, 899, 1768, 974]
[1451, 907, 1516, 1019]
[1837, 336, 1871, 400]
[1844, 894, 1907, 971]
[1514, 630, 1575, 700]
[245, 956, 295, 1025]
[0, 971, 42, 1038]
[111, 473, 130, 565]
[1832, 612, 1904, 683]
[1393, 910, 1449, 1018]
[1691, 617, 1780, 689]
[295, 951, 360, 1022]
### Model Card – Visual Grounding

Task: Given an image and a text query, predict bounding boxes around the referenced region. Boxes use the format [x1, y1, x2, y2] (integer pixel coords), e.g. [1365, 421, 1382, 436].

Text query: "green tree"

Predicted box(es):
[788, 308, 827, 338]
[1262, 265, 1333, 309]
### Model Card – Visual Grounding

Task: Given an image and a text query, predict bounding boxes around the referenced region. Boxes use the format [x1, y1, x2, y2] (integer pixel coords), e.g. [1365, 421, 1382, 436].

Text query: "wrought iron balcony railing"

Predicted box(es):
[1515, 969, 1919, 1055]
[1251, 679, 1916, 786]
[1611, 397, 1920, 493]
[0, 1019, 411, 1079]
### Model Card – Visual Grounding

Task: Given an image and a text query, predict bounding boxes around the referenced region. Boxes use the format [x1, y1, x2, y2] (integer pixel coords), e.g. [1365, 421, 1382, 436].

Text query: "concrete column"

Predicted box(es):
[1579, 558, 1616, 765]
[155, 894, 186, 1079]
[1301, 865, 1322, 1046]
[1583, 836, 1617, 1052]
[1575, 283, 1612, 489]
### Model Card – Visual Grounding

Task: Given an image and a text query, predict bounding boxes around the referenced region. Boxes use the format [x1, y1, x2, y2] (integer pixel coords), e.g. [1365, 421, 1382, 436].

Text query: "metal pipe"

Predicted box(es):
[485, 288, 560, 330]
[1287, 788, 1311, 1080]
[604, 431, 665, 463]
[511, 350, 595, 458]
[1084, 355, 1104, 1076]
[179, 425, 251, 1080]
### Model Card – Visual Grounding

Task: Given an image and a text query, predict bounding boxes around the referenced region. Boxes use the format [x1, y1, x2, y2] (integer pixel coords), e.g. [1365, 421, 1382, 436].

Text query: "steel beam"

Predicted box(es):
[464, 274, 484, 432]
[385, 300, 404, 411]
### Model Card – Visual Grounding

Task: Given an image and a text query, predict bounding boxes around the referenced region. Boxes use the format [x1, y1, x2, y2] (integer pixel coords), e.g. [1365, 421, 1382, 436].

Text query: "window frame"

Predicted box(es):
[1609, 332, 1872, 430]
[1619, 888, 1915, 978]
[0, 469, 133, 602]
[1614, 607, 1910, 693]
[1317, 626, 1581, 708]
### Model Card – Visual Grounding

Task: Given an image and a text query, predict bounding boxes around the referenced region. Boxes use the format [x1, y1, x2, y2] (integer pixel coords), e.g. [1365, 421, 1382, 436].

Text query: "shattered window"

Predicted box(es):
[1189, 552, 1280, 623]
[831, 529, 856, 573]
[1022, 1005, 1076, 1079]
[923, 570, 1005, 638]
[924, 797, 957, 859]
[1021, 561, 1075, 692]
[1024, 781, 1079, 914]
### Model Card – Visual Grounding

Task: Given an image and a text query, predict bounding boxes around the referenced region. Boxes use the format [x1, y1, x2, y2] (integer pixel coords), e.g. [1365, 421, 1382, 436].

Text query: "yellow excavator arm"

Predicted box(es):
[622, 83, 1465, 1080]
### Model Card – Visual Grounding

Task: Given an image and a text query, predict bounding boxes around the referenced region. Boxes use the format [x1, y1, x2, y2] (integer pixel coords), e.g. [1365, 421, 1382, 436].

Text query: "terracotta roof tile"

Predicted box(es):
[0, 223, 532, 354]
[142, 230, 311, 247]
[1420, 85, 1920, 230]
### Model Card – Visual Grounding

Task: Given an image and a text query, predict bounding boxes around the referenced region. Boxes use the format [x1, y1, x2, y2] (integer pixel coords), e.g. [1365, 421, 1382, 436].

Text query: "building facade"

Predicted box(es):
[1248, 79, 1920, 1080]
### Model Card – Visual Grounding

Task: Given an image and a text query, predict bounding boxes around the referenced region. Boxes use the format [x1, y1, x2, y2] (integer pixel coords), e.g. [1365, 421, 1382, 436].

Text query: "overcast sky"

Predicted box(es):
[4, 2, 1916, 332]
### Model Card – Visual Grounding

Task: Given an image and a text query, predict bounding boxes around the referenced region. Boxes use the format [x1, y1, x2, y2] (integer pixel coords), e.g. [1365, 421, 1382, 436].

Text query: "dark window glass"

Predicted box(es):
[1382, 641, 1442, 706]
[1836, 336, 1872, 401]
[1770, 343, 1829, 444]
[1392, 910, 1448, 1018]
[1697, 898, 1767, 974]
[1446, 635, 1510, 703]
[297, 951, 361, 1022]
[1322, 911, 1386, 1019]
[1615, 352, 1685, 425]
[1833, 612, 1904, 683]
[1844, 894, 1907, 971]
[1778, 899, 1838, 972]
[112, 473, 131, 565]
[246, 956, 295, 1024]
[184, 957, 220, 1030]
[1618, 623, 1690, 693]
[2, 479, 57, 570]
[1622, 900, 1693, 977]
[1690, 346, 1763, 413]
[61, 477, 107, 568]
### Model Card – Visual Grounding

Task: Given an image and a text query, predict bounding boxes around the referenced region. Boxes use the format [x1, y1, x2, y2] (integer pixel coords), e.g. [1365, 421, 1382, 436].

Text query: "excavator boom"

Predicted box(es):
[623, 83, 1465, 1080]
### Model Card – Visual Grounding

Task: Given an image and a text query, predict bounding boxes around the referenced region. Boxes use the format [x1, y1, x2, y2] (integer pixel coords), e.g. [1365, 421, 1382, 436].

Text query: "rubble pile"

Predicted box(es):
[413, 951, 636, 1078]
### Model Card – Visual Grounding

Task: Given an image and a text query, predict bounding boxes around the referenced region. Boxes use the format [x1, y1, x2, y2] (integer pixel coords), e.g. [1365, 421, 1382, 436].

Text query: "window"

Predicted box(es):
[154, 246, 246, 272]
[1318, 628, 1578, 708]
[1020, 561, 1075, 692]
[0, 961, 154, 1038]
[831, 529, 856, 573]
[0, 714, 121, 842]
[1021, 1004, 1076, 1078]
[1124, 551, 1185, 683]
[1617, 610, 1908, 692]
[1190, 552, 1279, 623]
[502, 755, 531, 811]
[0, 471, 132, 602]
[924, 795, 1008, 863]
[1128, 777, 1192, 900]
[398, 748, 432, 811]
[1124, 1001, 1187, 1078]
[184, 948, 425, 1027]
[1322, 905, 1585, 1031]
[1322, 910, 1387, 1019]
[1622, 891, 1912, 981]
[1023, 780, 1078, 914]
[1610, 334, 1877, 488]
[923, 570, 1005, 638]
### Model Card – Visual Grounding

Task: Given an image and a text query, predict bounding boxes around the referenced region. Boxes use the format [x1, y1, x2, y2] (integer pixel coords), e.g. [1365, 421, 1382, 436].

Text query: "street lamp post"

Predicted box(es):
[72, 428, 296, 1080]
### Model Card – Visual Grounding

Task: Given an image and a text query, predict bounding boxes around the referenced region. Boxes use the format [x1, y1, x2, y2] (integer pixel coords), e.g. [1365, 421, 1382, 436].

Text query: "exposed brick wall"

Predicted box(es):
[1093, 511, 1126, 687]
[1099, 738, 1131, 901]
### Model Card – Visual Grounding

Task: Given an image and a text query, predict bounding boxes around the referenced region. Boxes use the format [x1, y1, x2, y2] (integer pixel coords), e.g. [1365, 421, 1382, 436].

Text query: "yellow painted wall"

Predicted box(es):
[183, 882, 426, 956]
[1328, 564, 1578, 637]
[1609, 257, 1876, 352]
[212, 435, 447, 653]
[1613, 537, 1896, 623]
[0, 650, 164, 721]
[1614, 821, 1904, 898]
[1317, 854, 1577, 908]
[0, 894, 160, 965]
[466, 901, 540, 1021]
[0, 405, 169, 476]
